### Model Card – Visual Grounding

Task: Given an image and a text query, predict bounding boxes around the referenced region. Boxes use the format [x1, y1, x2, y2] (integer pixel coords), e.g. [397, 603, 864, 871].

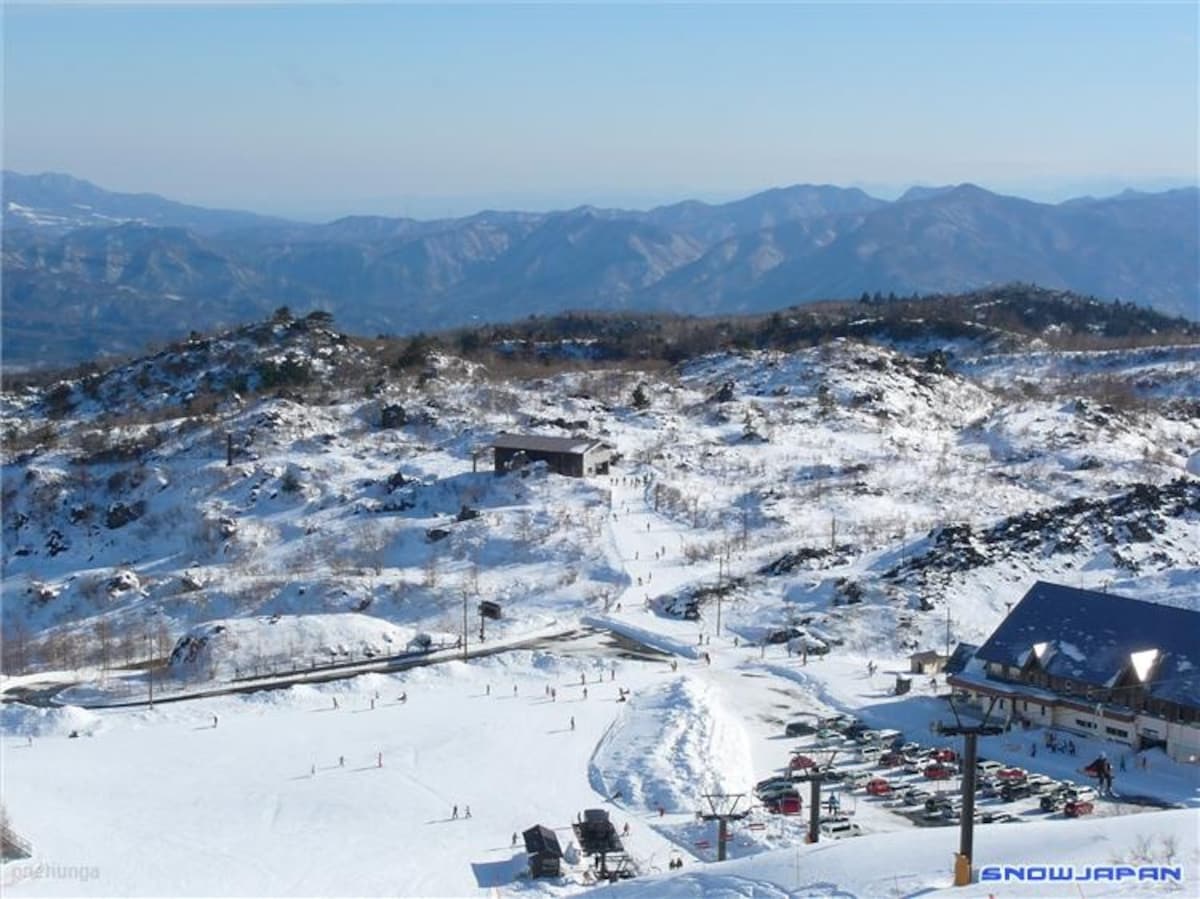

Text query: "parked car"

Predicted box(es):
[1066, 785, 1098, 804]
[976, 759, 1005, 777]
[981, 812, 1022, 824]
[1025, 774, 1056, 794]
[755, 776, 796, 795]
[820, 818, 863, 838]
[1064, 799, 1095, 818]
[815, 728, 844, 744]
[1039, 791, 1068, 813]
[844, 771, 874, 790]
[878, 751, 906, 768]
[902, 787, 931, 806]
[818, 714, 848, 727]
[996, 767, 1027, 781]
[865, 777, 893, 796]
[765, 795, 803, 815]
[923, 763, 955, 780]
[758, 785, 801, 802]
[924, 795, 959, 813]
[785, 720, 817, 737]
[1000, 782, 1034, 802]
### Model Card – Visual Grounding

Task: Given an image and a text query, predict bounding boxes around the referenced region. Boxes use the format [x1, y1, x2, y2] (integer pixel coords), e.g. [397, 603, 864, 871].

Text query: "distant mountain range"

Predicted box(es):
[3, 170, 1197, 367]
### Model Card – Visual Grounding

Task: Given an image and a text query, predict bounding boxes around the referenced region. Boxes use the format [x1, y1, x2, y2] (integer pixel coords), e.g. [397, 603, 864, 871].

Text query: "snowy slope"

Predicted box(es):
[2, 321, 1197, 897]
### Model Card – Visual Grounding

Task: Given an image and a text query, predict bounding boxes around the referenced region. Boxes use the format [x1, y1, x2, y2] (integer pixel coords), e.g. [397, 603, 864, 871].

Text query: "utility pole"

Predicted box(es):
[146, 633, 154, 707]
[945, 603, 952, 659]
[698, 793, 748, 862]
[937, 696, 1004, 886]
[462, 589, 469, 661]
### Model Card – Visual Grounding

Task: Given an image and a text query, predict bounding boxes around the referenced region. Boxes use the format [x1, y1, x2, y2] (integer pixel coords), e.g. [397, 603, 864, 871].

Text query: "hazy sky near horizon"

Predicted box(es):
[4, 2, 1197, 220]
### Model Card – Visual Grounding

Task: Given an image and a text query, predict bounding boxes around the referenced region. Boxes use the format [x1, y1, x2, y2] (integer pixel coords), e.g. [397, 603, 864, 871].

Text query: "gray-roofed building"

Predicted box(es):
[492, 432, 613, 478]
[909, 650, 949, 674]
[947, 582, 1200, 763]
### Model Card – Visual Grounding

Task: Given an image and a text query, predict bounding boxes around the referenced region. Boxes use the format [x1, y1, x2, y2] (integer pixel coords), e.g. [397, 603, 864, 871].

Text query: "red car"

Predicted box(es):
[931, 747, 957, 763]
[997, 767, 1027, 781]
[766, 795, 803, 815]
[790, 754, 817, 770]
[866, 777, 892, 796]
[923, 763, 954, 780]
[1064, 800, 1094, 818]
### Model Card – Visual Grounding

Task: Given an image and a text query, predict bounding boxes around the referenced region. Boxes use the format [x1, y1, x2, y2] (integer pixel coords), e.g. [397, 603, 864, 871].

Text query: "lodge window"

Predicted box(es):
[1105, 726, 1129, 738]
[1074, 718, 1097, 730]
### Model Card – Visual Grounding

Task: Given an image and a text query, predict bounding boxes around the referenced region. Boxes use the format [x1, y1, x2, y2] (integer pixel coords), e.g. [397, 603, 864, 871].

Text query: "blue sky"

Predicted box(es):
[3, 2, 1197, 220]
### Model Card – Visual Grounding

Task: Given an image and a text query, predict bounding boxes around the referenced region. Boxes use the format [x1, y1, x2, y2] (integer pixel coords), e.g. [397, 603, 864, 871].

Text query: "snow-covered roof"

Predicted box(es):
[975, 581, 1200, 709]
[492, 432, 604, 455]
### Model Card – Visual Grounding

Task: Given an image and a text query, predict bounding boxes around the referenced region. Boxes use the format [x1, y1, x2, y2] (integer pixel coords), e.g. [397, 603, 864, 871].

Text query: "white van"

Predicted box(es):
[976, 759, 1004, 777]
[820, 819, 863, 839]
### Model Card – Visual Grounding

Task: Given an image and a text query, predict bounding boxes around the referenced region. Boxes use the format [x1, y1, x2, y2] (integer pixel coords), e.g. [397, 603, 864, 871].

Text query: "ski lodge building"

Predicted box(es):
[492, 433, 613, 478]
[947, 581, 1200, 764]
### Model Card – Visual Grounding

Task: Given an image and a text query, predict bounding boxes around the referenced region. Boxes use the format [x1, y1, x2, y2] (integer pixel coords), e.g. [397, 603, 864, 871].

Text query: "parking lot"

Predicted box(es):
[755, 713, 1167, 838]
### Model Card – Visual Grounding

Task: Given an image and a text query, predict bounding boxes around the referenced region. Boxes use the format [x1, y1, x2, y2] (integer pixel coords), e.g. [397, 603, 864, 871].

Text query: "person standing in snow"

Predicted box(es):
[512, 832, 518, 847]
[570, 716, 575, 731]
[465, 805, 471, 818]
[582, 687, 588, 699]
[339, 755, 345, 767]
[452, 805, 458, 819]
[213, 715, 219, 728]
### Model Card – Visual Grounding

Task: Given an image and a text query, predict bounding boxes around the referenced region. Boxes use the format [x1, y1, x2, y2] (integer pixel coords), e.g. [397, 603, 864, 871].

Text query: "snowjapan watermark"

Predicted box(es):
[2, 860, 102, 888]
[980, 864, 1183, 883]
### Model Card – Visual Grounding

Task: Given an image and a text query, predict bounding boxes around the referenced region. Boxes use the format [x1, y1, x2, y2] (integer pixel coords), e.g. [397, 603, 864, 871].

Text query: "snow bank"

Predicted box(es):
[0, 703, 102, 738]
[166, 613, 433, 681]
[589, 676, 754, 814]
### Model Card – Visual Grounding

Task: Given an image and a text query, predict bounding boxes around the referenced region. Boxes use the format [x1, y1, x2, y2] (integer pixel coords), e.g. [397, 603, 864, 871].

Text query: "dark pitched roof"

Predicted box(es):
[975, 582, 1200, 708]
[492, 432, 602, 455]
[945, 642, 979, 676]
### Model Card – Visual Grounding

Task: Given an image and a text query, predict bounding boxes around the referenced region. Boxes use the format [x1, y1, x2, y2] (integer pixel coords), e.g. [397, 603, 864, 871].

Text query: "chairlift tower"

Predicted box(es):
[697, 793, 748, 862]
[786, 749, 842, 844]
[936, 694, 1004, 886]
